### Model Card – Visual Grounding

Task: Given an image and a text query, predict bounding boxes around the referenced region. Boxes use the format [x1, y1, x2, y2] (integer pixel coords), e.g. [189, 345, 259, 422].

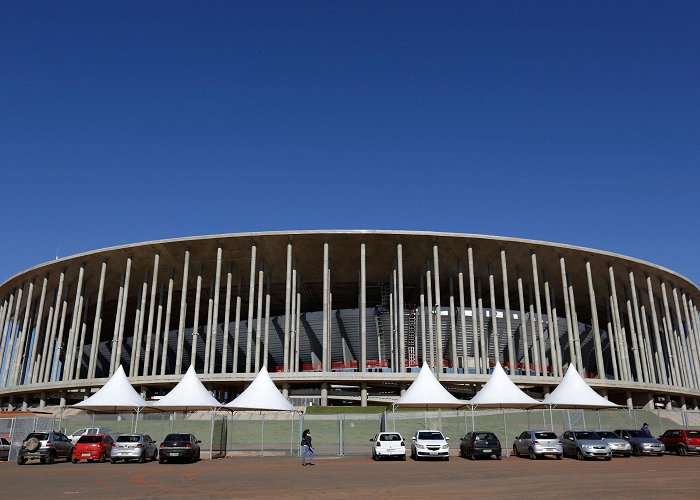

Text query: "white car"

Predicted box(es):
[411, 430, 450, 460]
[370, 432, 406, 461]
[68, 427, 112, 445]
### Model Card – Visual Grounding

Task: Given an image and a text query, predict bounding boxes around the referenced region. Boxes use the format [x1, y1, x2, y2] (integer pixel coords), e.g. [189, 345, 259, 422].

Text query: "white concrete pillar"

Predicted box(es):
[190, 264, 203, 371]
[113, 256, 132, 374]
[543, 279, 559, 377]
[28, 276, 49, 384]
[672, 288, 694, 389]
[361, 383, 367, 407]
[263, 276, 271, 369]
[63, 265, 84, 382]
[290, 268, 298, 372]
[629, 271, 650, 383]
[449, 277, 458, 373]
[322, 241, 329, 371]
[516, 273, 530, 375]
[254, 266, 264, 372]
[488, 264, 499, 364]
[52, 287, 69, 381]
[160, 268, 175, 376]
[233, 277, 242, 373]
[283, 243, 293, 371]
[426, 267, 434, 369]
[221, 262, 232, 374]
[209, 246, 223, 374]
[246, 244, 257, 374]
[433, 244, 442, 375]
[468, 247, 480, 374]
[3, 285, 24, 386]
[397, 243, 405, 372]
[560, 258, 577, 371]
[12, 281, 35, 385]
[131, 271, 149, 377]
[660, 282, 681, 386]
[419, 275, 427, 365]
[43, 276, 62, 382]
[646, 276, 667, 385]
[532, 254, 547, 376]
[585, 261, 605, 380]
[500, 250, 514, 372]
[175, 249, 190, 374]
[143, 253, 159, 376]
[457, 263, 468, 374]
[151, 283, 164, 376]
[360, 242, 366, 373]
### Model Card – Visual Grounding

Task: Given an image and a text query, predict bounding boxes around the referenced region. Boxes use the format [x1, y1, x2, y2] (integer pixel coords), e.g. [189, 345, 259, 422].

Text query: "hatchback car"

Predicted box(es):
[72, 434, 115, 463]
[613, 429, 665, 456]
[17, 431, 73, 465]
[596, 430, 632, 457]
[512, 430, 563, 460]
[411, 430, 450, 460]
[370, 432, 406, 460]
[560, 431, 611, 460]
[459, 431, 502, 460]
[0, 437, 10, 461]
[658, 429, 700, 455]
[111, 434, 158, 463]
[159, 433, 201, 463]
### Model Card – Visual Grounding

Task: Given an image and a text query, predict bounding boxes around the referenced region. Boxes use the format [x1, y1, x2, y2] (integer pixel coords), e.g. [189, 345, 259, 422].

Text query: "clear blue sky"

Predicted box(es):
[1, 1, 698, 285]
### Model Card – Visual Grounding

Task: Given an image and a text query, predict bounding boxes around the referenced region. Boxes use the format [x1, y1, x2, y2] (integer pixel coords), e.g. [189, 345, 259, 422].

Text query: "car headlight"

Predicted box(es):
[442, 444, 449, 449]
[416, 444, 425, 449]
[642, 443, 652, 448]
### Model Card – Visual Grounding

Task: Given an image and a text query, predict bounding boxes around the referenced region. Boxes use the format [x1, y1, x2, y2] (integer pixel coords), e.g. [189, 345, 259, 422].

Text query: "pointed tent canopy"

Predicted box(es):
[152, 365, 222, 411]
[543, 364, 620, 409]
[225, 366, 295, 412]
[469, 362, 542, 409]
[393, 362, 467, 408]
[73, 365, 149, 412]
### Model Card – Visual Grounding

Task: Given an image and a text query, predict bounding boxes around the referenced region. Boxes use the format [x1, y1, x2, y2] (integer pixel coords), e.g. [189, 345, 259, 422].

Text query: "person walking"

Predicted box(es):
[641, 423, 651, 437]
[301, 428, 315, 466]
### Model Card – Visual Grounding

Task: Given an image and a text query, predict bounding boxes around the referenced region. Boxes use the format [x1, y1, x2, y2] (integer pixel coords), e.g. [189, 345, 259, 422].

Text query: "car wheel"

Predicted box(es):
[159, 456, 165, 464]
[497, 454, 502, 461]
[513, 445, 519, 457]
[371, 451, 377, 461]
[138, 452, 146, 463]
[152, 450, 158, 461]
[99, 452, 106, 463]
[445, 456, 450, 461]
[576, 449, 585, 461]
[529, 448, 537, 460]
[656, 453, 664, 457]
[46, 451, 55, 465]
[66, 450, 73, 463]
[556, 454, 562, 461]
[72, 457, 79, 464]
[605, 456, 612, 461]
[469, 450, 475, 460]
[17, 457, 27, 465]
[678, 445, 688, 456]
[632, 446, 641, 457]
[401, 454, 406, 461]
[111, 458, 117, 464]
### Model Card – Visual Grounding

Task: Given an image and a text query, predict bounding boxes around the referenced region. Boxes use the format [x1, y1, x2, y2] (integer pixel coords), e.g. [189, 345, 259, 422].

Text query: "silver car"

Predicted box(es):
[513, 430, 563, 460]
[110, 434, 158, 463]
[613, 429, 665, 456]
[596, 430, 632, 457]
[560, 431, 612, 460]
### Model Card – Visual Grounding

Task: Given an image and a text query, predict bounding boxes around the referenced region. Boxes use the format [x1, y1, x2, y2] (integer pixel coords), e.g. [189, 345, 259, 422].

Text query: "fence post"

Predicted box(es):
[338, 414, 343, 456]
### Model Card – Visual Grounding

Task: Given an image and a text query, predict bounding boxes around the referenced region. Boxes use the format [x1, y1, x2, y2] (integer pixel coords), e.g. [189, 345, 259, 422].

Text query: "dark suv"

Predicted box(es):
[658, 429, 700, 455]
[459, 431, 502, 460]
[18, 431, 74, 465]
[159, 433, 201, 463]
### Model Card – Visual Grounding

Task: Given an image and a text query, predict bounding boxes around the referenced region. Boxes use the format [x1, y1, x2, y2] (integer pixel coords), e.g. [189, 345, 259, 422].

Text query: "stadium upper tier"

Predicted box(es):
[0, 230, 699, 409]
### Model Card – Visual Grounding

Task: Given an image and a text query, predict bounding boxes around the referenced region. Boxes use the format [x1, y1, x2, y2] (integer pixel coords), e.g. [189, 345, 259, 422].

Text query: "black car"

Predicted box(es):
[459, 431, 502, 460]
[159, 433, 201, 463]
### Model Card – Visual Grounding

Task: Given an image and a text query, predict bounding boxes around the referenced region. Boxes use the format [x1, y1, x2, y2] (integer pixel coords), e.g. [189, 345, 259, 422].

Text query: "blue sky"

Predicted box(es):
[0, 1, 698, 285]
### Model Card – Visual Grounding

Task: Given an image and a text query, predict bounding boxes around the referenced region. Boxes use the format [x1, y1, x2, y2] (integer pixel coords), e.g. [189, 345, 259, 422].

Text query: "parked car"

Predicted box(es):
[613, 429, 665, 456]
[560, 430, 611, 460]
[72, 434, 115, 463]
[370, 432, 406, 460]
[68, 427, 112, 445]
[111, 434, 159, 463]
[17, 431, 74, 465]
[658, 429, 700, 456]
[0, 437, 10, 461]
[459, 431, 502, 460]
[410, 430, 450, 460]
[159, 433, 201, 463]
[596, 430, 632, 457]
[512, 430, 563, 460]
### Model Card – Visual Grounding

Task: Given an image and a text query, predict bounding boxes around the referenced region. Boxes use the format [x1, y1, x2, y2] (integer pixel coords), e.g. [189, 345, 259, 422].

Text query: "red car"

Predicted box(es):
[658, 429, 700, 455]
[72, 434, 115, 463]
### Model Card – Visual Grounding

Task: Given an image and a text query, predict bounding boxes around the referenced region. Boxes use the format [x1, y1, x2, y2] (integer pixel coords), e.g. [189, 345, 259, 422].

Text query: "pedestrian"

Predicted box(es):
[301, 428, 315, 466]
[641, 422, 651, 437]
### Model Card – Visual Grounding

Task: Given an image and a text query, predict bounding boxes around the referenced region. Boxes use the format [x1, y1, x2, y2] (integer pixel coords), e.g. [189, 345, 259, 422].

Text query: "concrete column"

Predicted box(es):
[457, 263, 467, 374]
[419, 275, 427, 365]
[75, 296, 90, 379]
[360, 383, 367, 407]
[559, 258, 577, 371]
[389, 285, 395, 370]
[52, 287, 69, 381]
[283, 243, 293, 371]
[550, 290, 563, 376]
[682, 295, 700, 389]
[644, 393, 654, 410]
[609, 266, 630, 381]
[204, 277, 214, 374]
[0, 300, 7, 368]
[263, 276, 271, 369]
[500, 251, 514, 372]
[397, 243, 405, 372]
[433, 244, 442, 375]
[360, 242, 366, 373]
[543, 280, 559, 377]
[585, 261, 605, 380]
[175, 249, 190, 374]
[290, 268, 298, 372]
[3, 285, 24, 386]
[516, 273, 530, 375]
[532, 254, 547, 376]
[39, 392, 46, 410]
[221, 262, 232, 374]
[0, 293, 16, 383]
[130, 272, 148, 377]
[478, 279, 488, 373]
[672, 288, 694, 389]
[468, 247, 480, 374]
[160, 269, 175, 376]
[295, 290, 301, 372]
[208, 246, 223, 374]
[44, 272, 64, 382]
[109, 275, 125, 374]
[233, 278, 242, 373]
[254, 266, 264, 372]
[143, 253, 160, 376]
[646, 275, 667, 385]
[626, 299, 642, 383]
[626, 391, 633, 410]
[528, 284, 540, 377]
[488, 264, 499, 365]
[322, 241, 329, 371]
[660, 282, 681, 386]
[63, 266, 85, 382]
[392, 268, 397, 370]
[426, 268, 434, 368]
[189, 264, 203, 371]
[12, 281, 35, 385]
[640, 305, 657, 384]
[604, 295, 620, 381]
[28, 276, 49, 383]
[449, 277, 458, 373]
[246, 244, 257, 373]
[629, 272, 650, 383]
[114, 256, 132, 374]
[151, 283, 164, 375]
[568, 281, 584, 374]
[321, 383, 328, 406]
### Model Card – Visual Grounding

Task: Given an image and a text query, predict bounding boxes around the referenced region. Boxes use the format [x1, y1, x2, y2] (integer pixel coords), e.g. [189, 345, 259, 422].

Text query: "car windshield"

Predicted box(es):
[379, 434, 401, 441]
[26, 433, 49, 441]
[418, 432, 444, 440]
[574, 431, 599, 440]
[626, 430, 647, 438]
[117, 435, 141, 443]
[474, 433, 497, 441]
[534, 432, 557, 439]
[686, 431, 700, 438]
[165, 434, 191, 441]
[596, 432, 618, 439]
[77, 435, 103, 444]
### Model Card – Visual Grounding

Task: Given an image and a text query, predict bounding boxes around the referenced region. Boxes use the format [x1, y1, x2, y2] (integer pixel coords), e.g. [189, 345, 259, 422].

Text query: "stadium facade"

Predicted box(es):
[0, 230, 699, 410]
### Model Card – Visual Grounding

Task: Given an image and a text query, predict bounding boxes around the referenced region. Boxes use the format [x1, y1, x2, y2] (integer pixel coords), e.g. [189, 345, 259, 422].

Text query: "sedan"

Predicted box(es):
[111, 434, 158, 463]
[613, 429, 665, 456]
[596, 430, 632, 457]
[560, 431, 611, 460]
[159, 433, 201, 463]
[72, 434, 115, 463]
[512, 430, 563, 460]
[0, 437, 10, 461]
[370, 432, 406, 461]
[459, 431, 502, 460]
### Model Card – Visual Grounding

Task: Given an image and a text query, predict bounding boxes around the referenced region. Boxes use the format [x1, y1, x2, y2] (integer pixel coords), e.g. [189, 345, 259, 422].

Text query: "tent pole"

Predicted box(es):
[597, 410, 601, 430]
[261, 412, 265, 456]
[209, 409, 215, 460]
[392, 404, 396, 432]
[582, 410, 586, 429]
[549, 406, 554, 432]
[471, 405, 475, 432]
[502, 408, 508, 458]
[134, 408, 141, 433]
[526, 409, 530, 429]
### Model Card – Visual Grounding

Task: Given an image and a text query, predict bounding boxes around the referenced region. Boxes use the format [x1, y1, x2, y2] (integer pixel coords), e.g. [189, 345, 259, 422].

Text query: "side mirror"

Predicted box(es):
[197, 440, 202, 444]
[446, 437, 450, 441]
[411, 437, 416, 441]
[369, 438, 374, 442]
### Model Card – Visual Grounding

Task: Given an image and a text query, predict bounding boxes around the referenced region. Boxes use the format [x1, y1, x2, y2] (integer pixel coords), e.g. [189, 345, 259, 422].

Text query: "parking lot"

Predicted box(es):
[0, 453, 697, 498]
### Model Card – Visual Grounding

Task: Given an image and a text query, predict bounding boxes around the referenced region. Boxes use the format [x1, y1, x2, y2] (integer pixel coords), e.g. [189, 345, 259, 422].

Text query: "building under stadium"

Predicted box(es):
[1, 230, 699, 410]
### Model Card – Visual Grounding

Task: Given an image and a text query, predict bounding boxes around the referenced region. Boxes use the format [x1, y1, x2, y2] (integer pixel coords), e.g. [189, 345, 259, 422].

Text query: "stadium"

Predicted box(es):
[0, 230, 699, 411]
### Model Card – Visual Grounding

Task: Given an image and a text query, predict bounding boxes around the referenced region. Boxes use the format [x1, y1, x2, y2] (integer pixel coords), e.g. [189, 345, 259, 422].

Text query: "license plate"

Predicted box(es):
[82, 453, 91, 456]
[483, 449, 492, 453]
[430, 451, 437, 455]
[170, 452, 180, 456]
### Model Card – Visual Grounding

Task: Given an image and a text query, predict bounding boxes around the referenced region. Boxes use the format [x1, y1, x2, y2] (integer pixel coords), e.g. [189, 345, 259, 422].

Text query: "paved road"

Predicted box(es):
[1, 453, 697, 498]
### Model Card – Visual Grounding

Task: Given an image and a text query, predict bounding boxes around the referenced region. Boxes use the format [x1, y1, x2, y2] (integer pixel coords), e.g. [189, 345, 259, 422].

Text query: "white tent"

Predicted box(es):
[394, 362, 466, 408]
[225, 366, 295, 411]
[469, 362, 542, 409]
[73, 365, 148, 412]
[543, 364, 619, 409]
[152, 365, 222, 411]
